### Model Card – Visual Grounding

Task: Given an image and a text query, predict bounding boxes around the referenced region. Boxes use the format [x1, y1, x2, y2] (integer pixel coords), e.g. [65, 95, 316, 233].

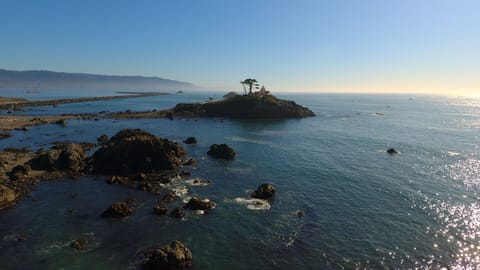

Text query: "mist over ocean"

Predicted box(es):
[1, 91, 479, 269]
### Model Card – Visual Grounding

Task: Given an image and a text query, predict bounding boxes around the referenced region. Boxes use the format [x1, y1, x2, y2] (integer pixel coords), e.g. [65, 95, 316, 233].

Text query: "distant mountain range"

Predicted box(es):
[0, 69, 197, 91]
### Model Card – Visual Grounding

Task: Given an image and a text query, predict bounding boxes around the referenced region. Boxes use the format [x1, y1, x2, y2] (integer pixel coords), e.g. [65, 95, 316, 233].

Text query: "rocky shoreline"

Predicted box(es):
[0, 93, 298, 269]
[0, 125, 276, 269]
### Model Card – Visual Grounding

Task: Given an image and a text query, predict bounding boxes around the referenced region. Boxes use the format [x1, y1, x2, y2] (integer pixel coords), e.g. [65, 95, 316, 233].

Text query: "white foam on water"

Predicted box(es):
[447, 151, 460, 157]
[185, 178, 211, 186]
[233, 197, 271, 210]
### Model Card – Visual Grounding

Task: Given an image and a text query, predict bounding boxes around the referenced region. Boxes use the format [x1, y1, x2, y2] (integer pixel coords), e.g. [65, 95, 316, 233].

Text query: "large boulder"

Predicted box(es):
[183, 197, 216, 212]
[101, 198, 137, 218]
[55, 144, 87, 172]
[0, 184, 17, 209]
[207, 144, 235, 160]
[251, 183, 276, 199]
[91, 129, 186, 175]
[142, 240, 193, 270]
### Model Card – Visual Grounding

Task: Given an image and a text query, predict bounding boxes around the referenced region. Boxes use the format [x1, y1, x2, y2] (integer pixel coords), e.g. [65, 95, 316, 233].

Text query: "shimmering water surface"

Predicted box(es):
[1, 91, 480, 269]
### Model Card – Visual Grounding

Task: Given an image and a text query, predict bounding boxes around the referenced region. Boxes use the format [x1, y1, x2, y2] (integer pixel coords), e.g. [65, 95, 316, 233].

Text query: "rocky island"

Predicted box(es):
[173, 93, 315, 119]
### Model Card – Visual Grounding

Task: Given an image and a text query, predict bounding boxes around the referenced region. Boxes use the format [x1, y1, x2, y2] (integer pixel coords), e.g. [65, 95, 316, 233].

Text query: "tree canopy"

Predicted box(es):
[240, 78, 259, 95]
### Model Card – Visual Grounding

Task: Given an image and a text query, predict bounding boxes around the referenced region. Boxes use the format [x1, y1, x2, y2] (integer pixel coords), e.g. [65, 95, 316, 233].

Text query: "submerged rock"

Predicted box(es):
[90, 129, 185, 175]
[101, 198, 137, 218]
[55, 119, 67, 127]
[251, 183, 276, 199]
[0, 184, 17, 209]
[0, 132, 12, 140]
[183, 197, 216, 212]
[169, 207, 185, 219]
[142, 240, 193, 270]
[183, 137, 197, 145]
[153, 203, 168, 215]
[70, 238, 90, 250]
[387, 148, 399, 154]
[207, 144, 235, 160]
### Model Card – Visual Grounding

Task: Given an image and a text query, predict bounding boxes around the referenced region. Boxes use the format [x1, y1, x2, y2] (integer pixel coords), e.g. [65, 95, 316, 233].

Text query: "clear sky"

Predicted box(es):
[1, 0, 479, 95]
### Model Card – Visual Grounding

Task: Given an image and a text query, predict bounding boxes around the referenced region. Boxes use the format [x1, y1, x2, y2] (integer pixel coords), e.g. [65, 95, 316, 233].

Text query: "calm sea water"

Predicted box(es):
[1, 91, 479, 269]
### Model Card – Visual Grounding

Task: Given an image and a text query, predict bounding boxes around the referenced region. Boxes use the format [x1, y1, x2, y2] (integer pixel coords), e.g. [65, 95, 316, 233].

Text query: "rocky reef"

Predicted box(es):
[172, 94, 315, 119]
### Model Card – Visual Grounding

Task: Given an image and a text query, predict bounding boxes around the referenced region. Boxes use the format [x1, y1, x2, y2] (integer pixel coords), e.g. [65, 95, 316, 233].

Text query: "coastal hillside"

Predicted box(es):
[0, 69, 197, 91]
[173, 93, 315, 119]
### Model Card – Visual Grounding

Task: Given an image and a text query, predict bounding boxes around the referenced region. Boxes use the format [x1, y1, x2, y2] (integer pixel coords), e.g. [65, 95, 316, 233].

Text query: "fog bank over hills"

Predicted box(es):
[0, 69, 198, 92]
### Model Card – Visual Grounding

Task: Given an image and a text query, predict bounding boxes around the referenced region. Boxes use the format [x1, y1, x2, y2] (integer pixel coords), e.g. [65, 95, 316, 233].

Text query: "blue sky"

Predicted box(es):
[1, 0, 479, 94]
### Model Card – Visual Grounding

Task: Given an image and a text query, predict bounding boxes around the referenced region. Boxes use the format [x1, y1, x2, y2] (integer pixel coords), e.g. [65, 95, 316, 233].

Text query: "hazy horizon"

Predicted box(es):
[1, 1, 478, 95]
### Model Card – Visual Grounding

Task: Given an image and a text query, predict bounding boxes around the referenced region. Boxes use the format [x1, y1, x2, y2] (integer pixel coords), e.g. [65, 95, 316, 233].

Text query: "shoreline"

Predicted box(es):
[0, 92, 167, 110]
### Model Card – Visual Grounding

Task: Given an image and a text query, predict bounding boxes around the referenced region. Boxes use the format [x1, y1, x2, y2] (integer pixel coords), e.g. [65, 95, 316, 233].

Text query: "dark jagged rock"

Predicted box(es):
[251, 183, 276, 199]
[7, 165, 30, 181]
[90, 129, 185, 175]
[183, 137, 197, 145]
[173, 94, 315, 119]
[142, 240, 193, 270]
[0, 184, 17, 209]
[169, 207, 185, 218]
[97, 134, 109, 144]
[153, 203, 168, 215]
[183, 197, 216, 212]
[207, 144, 235, 160]
[101, 198, 137, 218]
[387, 148, 399, 154]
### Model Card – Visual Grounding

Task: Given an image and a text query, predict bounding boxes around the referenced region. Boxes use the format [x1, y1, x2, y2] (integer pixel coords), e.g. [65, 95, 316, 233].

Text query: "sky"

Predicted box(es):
[0, 0, 479, 95]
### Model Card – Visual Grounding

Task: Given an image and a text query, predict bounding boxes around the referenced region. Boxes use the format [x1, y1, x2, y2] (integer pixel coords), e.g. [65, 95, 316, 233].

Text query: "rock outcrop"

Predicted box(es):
[183, 197, 216, 212]
[183, 137, 197, 145]
[0, 184, 17, 209]
[207, 144, 235, 160]
[251, 183, 276, 199]
[28, 143, 87, 172]
[90, 129, 185, 175]
[101, 198, 137, 218]
[387, 148, 399, 154]
[56, 144, 87, 172]
[142, 240, 193, 270]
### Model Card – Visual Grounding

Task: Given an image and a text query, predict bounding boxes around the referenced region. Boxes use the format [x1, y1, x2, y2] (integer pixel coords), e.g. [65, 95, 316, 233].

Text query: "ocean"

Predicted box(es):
[1, 91, 479, 269]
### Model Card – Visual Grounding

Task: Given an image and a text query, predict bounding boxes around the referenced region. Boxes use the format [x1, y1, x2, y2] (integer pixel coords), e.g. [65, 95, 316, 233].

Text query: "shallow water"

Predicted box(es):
[1, 92, 480, 269]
